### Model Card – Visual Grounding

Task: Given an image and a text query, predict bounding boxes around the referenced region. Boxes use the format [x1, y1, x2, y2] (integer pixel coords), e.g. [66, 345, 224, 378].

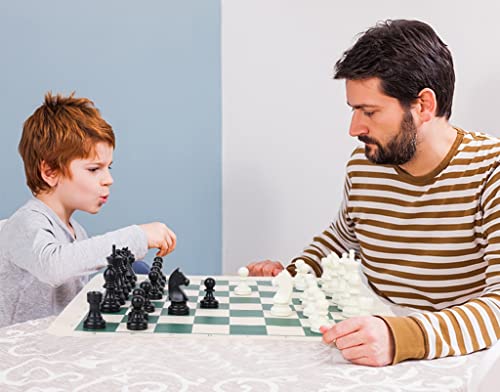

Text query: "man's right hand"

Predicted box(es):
[247, 260, 284, 276]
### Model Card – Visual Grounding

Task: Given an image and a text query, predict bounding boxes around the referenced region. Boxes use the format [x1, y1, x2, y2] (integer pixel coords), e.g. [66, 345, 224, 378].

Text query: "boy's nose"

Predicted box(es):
[102, 171, 113, 186]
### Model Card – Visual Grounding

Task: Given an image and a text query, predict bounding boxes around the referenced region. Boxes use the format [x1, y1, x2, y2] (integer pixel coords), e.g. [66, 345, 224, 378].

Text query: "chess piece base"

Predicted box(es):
[234, 285, 252, 296]
[200, 299, 219, 309]
[83, 317, 106, 330]
[270, 303, 292, 317]
[168, 301, 190, 315]
[127, 320, 148, 330]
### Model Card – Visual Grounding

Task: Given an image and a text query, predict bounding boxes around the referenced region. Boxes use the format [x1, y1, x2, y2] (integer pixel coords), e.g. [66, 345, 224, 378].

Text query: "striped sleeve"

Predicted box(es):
[387, 164, 500, 363]
[288, 171, 360, 276]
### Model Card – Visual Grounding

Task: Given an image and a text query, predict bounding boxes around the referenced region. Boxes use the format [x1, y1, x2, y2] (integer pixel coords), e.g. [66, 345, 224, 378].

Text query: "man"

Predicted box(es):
[247, 19, 500, 366]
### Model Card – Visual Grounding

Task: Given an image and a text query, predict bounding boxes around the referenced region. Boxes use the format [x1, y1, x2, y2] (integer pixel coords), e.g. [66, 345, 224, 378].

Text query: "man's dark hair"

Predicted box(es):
[334, 19, 455, 119]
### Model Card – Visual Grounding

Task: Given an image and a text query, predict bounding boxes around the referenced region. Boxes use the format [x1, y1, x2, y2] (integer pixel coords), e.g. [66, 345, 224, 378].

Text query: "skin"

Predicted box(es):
[36, 141, 176, 257]
[246, 77, 458, 366]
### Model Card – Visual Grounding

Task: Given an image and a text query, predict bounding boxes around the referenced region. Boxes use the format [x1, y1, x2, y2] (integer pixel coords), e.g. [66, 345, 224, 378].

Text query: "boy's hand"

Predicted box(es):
[247, 260, 284, 276]
[139, 222, 177, 257]
[320, 316, 394, 367]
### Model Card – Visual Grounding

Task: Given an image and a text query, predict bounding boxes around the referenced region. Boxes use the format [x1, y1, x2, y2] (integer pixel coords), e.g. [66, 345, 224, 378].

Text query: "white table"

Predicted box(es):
[0, 315, 485, 391]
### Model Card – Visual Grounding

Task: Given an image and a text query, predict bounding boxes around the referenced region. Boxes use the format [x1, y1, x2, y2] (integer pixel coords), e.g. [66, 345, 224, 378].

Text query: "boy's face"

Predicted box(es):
[55, 142, 114, 215]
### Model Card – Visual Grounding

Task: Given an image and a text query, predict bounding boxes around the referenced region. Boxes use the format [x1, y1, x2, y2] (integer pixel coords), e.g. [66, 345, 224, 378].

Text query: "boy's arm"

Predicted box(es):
[10, 220, 148, 287]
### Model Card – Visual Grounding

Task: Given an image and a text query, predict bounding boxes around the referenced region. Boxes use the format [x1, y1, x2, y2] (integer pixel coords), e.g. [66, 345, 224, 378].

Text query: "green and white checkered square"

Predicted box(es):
[75, 276, 343, 338]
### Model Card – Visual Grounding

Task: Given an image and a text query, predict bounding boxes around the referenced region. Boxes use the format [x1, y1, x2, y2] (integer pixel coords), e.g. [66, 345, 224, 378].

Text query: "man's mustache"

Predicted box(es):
[358, 135, 379, 145]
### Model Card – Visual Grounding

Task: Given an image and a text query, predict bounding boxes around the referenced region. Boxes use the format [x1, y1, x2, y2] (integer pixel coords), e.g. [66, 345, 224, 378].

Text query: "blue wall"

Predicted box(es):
[0, 1, 221, 274]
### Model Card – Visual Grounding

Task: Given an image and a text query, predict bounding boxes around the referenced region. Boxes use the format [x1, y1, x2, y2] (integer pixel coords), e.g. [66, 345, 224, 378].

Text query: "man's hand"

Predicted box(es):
[139, 222, 177, 257]
[247, 260, 284, 276]
[320, 316, 394, 367]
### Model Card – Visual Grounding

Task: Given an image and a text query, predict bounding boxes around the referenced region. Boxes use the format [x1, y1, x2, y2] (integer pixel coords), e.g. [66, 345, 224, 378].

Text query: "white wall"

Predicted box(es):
[222, 0, 500, 273]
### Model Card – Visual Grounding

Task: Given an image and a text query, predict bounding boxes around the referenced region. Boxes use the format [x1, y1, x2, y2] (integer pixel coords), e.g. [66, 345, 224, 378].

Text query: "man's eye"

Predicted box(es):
[364, 111, 375, 117]
[88, 168, 99, 173]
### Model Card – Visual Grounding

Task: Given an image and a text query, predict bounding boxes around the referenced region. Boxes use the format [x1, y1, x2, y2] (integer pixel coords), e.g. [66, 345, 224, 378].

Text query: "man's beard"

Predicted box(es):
[358, 110, 417, 165]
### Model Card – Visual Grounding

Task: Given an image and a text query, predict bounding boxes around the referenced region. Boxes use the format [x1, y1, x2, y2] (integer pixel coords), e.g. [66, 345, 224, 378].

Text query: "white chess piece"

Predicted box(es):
[294, 259, 310, 291]
[309, 298, 332, 333]
[234, 267, 252, 296]
[270, 270, 293, 317]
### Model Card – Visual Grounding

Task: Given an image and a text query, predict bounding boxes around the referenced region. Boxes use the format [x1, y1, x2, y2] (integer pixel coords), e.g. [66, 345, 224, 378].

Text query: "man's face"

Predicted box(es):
[346, 78, 417, 165]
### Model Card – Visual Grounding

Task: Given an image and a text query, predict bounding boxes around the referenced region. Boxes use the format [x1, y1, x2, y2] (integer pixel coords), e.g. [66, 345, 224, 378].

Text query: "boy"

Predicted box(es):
[0, 92, 176, 328]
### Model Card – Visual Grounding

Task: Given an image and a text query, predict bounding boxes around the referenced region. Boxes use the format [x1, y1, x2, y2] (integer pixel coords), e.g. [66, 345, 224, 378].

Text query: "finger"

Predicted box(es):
[156, 247, 167, 257]
[335, 331, 365, 350]
[164, 233, 173, 251]
[339, 343, 366, 361]
[157, 241, 169, 257]
[321, 326, 337, 344]
[271, 267, 282, 277]
[166, 227, 177, 250]
[330, 317, 365, 340]
[252, 263, 265, 276]
[262, 263, 278, 276]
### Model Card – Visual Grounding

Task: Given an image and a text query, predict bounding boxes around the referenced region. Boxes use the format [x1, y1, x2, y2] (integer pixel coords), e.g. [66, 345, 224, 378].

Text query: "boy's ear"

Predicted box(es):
[40, 160, 60, 188]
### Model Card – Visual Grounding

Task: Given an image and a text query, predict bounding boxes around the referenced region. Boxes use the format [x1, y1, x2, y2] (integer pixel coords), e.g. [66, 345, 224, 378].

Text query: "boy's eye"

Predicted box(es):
[363, 111, 375, 118]
[88, 168, 99, 173]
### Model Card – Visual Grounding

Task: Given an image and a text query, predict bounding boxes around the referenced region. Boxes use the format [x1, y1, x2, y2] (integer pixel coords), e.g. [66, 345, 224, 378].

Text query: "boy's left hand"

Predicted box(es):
[320, 316, 394, 367]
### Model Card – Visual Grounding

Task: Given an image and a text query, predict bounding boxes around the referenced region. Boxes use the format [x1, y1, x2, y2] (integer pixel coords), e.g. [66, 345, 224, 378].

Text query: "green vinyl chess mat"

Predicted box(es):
[48, 274, 346, 341]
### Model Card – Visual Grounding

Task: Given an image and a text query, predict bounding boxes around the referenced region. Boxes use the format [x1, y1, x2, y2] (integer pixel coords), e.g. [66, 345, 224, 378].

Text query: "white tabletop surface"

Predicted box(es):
[0, 314, 485, 391]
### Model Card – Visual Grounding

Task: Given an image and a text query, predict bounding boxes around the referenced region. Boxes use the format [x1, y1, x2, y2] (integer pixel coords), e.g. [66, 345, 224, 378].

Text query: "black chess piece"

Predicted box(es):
[139, 281, 156, 313]
[132, 288, 149, 321]
[200, 277, 219, 309]
[153, 256, 163, 266]
[167, 268, 190, 316]
[107, 245, 127, 304]
[83, 291, 106, 329]
[120, 247, 137, 286]
[126, 295, 148, 330]
[150, 266, 165, 292]
[152, 261, 166, 287]
[101, 266, 121, 313]
[148, 271, 163, 300]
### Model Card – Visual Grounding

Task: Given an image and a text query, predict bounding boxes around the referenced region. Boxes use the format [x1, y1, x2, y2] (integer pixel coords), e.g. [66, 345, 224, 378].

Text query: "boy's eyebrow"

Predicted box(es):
[87, 160, 113, 166]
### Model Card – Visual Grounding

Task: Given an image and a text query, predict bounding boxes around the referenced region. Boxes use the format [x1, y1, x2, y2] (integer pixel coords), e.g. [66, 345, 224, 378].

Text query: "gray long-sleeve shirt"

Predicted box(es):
[0, 198, 148, 327]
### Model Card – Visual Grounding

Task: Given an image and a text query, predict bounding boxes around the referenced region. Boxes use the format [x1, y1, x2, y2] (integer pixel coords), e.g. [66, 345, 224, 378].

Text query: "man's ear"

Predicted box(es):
[414, 88, 437, 123]
[40, 160, 60, 188]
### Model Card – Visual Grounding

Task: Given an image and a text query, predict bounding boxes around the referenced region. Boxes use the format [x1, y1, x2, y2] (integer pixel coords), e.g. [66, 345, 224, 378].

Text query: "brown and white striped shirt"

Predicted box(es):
[289, 128, 500, 364]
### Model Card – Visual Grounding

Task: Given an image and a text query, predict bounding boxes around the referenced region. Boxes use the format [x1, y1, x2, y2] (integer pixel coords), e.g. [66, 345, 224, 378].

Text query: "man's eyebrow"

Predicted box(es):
[347, 102, 379, 109]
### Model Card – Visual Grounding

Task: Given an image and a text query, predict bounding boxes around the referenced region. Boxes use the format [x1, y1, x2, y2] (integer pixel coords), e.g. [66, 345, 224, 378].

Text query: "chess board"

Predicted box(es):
[48, 273, 348, 341]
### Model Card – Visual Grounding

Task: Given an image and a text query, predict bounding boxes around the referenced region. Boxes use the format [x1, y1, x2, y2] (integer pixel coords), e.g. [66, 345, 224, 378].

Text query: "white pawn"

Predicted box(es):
[234, 267, 252, 296]
[294, 259, 310, 291]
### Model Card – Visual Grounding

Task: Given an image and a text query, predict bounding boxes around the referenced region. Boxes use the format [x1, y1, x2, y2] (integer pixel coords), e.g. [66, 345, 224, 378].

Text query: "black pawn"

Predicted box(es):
[84, 291, 106, 329]
[101, 266, 121, 313]
[132, 288, 149, 321]
[200, 277, 219, 309]
[127, 295, 148, 331]
[139, 281, 156, 313]
[148, 271, 163, 300]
